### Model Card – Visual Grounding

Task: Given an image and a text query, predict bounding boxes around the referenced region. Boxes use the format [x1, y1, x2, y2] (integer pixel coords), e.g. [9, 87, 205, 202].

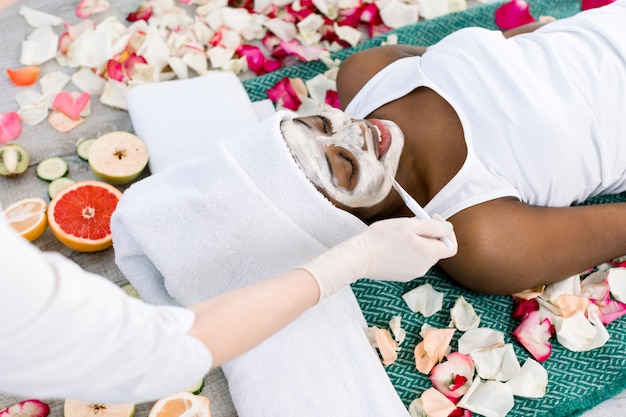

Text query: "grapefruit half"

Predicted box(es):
[148, 392, 211, 417]
[47, 180, 122, 252]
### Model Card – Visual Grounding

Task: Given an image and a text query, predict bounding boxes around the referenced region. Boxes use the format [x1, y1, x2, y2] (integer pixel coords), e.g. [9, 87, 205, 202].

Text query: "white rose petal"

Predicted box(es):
[449, 295, 480, 331]
[100, 79, 129, 110]
[305, 73, 337, 103]
[207, 46, 236, 69]
[72, 67, 106, 95]
[607, 267, 626, 302]
[19, 6, 63, 28]
[389, 315, 406, 345]
[221, 7, 252, 32]
[264, 18, 297, 41]
[457, 327, 505, 354]
[40, 71, 71, 99]
[167, 57, 190, 79]
[543, 274, 582, 303]
[333, 23, 361, 47]
[137, 25, 172, 72]
[183, 52, 209, 75]
[378, 0, 419, 29]
[402, 283, 444, 317]
[469, 343, 520, 382]
[21, 26, 59, 66]
[407, 398, 429, 417]
[457, 377, 515, 417]
[505, 358, 548, 398]
[554, 307, 609, 352]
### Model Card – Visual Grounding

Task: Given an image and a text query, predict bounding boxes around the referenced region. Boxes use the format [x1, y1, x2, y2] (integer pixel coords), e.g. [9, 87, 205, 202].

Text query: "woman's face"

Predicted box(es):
[281, 108, 404, 208]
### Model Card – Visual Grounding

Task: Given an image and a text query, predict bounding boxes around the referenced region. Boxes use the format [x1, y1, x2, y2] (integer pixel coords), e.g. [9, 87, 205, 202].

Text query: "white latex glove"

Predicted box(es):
[298, 216, 458, 302]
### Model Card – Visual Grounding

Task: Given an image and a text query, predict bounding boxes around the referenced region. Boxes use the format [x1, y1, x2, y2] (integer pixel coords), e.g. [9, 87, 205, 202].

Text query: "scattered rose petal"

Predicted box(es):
[371, 326, 399, 366]
[430, 352, 474, 398]
[505, 358, 548, 398]
[581, 0, 616, 10]
[100, 79, 129, 110]
[267, 77, 302, 110]
[402, 283, 444, 317]
[52, 91, 91, 120]
[469, 343, 521, 382]
[554, 294, 589, 318]
[71, 67, 106, 95]
[48, 110, 84, 133]
[389, 315, 406, 345]
[420, 0, 466, 20]
[414, 327, 455, 374]
[542, 274, 582, 303]
[494, 0, 536, 30]
[277, 39, 326, 62]
[407, 398, 429, 417]
[457, 377, 514, 417]
[512, 310, 553, 362]
[19, 6, 63, 28]
[378, 0, 419, 29]
[420, 387, 457, 417]
[553, 308, 608, 352]
[76, 0, 110, 18]
[7, 66, 40, 86]
[512, 286, 545, 300]
[607, 267, 626, 302]
[0, 399, 50, 417]
[333, 23, 361, 47]
[325, 90, 340, 108]
[20, 26, 59, 66]
[0, 113, 22, 144]
[450, 295, 480, 331]
[127, 2, 153, 22]
[590, 291, 626, 325]
[457, 328, 505, 355]
[511, 296, 539, 320]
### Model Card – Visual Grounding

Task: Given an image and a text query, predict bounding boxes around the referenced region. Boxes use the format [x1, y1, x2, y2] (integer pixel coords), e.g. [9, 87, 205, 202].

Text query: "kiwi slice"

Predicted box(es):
[0, 144, 30, 177]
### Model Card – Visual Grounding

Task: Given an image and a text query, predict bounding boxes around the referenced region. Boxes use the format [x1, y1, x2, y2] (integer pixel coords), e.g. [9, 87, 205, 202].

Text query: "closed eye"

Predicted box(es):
[318, 115, 332, 134]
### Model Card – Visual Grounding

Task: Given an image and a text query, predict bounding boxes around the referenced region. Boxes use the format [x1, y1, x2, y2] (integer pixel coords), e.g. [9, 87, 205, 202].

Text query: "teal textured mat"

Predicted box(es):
[243, 1, 626, 415]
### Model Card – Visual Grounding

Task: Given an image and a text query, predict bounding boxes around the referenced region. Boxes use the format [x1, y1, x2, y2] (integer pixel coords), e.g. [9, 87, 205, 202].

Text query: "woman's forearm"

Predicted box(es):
[187, 269, 320, 367]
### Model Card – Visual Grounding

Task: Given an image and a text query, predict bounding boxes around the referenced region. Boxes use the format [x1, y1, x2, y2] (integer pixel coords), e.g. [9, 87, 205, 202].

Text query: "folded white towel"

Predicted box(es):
[113, 78, 411, 417]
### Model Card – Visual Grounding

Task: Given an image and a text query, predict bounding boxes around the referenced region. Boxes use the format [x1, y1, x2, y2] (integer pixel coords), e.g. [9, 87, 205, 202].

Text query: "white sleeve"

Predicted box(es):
[0, 216, 212, 404]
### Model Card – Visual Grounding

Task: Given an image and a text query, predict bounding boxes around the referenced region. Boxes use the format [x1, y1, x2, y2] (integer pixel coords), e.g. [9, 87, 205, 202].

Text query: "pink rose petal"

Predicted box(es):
[581, 0, 616, 10]
[0, 112, 22, 144]
[494, 0, 536, 30]
[430, 352, 474, 398]
[0, 399, 50, 417]
[75, 0, 110, 18]
[267, 77, 302, 110]
[48, 110, 84, 133]
[123, 53, 148, 79]
[512, 296, 539, 320]
[591, 293, 626, 325]
[512, 310, 553, 362]
[325, 90, 340, 108]
[51, 91, 91, 120]
[107, 59, 125, 82]
[127, 2, 153, 22]
[237, 44, 268, 75]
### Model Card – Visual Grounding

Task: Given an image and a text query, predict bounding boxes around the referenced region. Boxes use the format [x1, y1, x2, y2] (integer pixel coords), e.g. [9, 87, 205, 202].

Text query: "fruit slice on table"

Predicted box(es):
[2, 197, 48, 242]
[47, 177, 76, 199]
[6, 66, 41, 86]
[47, 180, 122, 252]
[0, 399, 50, 417]
[76, 137, 97, 161]
[64, 400, 134, 417]
[0, 144, 29, 177]
[36, 156, 69, 181]
[148, 392, 211, 417]
[88, 131, 149, 185]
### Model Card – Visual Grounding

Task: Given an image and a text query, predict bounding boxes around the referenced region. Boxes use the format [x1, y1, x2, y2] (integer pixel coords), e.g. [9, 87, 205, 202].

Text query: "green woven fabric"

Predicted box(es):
[243, 1, 626, 415]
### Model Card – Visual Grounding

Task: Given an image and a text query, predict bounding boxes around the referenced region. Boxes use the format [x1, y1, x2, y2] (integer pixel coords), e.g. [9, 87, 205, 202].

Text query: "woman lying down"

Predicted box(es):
[112, 1, 626, 416]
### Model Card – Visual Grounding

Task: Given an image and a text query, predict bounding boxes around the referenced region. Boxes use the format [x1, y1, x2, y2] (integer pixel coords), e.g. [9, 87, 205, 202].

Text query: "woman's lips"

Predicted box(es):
[368, 119, 391, 160]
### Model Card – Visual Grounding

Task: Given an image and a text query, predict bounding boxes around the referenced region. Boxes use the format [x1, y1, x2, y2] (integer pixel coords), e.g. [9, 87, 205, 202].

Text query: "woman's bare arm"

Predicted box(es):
[439, 198, 626, 295]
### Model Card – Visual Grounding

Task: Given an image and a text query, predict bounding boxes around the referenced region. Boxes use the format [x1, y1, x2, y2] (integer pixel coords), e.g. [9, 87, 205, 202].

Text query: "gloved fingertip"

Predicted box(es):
[432, 213, 453, 231]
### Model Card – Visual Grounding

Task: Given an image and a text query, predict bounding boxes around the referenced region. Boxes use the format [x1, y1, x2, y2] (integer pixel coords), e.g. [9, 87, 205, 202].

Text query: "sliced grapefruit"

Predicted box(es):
[64, 400, 134, 417]
[47, 180, 122, 252]
[3, 197, 48, 242]
[148, 392, 211, 417]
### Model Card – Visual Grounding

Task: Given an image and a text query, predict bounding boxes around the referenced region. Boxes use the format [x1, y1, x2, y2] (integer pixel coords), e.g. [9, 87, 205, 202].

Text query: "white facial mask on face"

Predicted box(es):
[281, 109, 404, 208]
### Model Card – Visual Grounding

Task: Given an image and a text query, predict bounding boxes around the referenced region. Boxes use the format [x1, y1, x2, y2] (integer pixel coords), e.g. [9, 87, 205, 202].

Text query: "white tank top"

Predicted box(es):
[345, 1, 626, 219]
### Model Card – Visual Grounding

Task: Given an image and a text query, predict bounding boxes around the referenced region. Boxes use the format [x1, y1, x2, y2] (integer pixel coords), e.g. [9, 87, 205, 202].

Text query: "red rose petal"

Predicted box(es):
[494, 0, 536, 30]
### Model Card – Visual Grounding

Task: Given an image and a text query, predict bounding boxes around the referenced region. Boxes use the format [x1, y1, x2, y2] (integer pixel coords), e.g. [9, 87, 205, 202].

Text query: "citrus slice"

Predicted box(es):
[3, 197, 48, 242]
[64, 400, 134, 417]
[47, 180, 122, 252]
[148, 392, 211, 417]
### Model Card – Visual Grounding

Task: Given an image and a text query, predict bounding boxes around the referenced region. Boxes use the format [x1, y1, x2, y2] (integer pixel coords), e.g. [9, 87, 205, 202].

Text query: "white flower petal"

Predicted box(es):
[389, 315, 406, 345]
[21, 26, 59, 66]
[457, 377, 515, 417]
[182, 52, 208, 75]
[18, 104, 49, 126]
[505, 358, 548, 398]
[167, 57, 189, 79]
[137, 25, 172, 72]
[71, 67, 106, 95]
[542, 274, 582, 303]
[264, 18, 297, 42]
[19, 6, 63, 28]
[607, 267, 626, 302]
[402, 283, 444, 317]
[407, 398, 429, 417]
[207, 46, 236, 69]
[419, 0, 467, 20]
[377, 0, 419, 29]
[333, 23, 361, 47]
[221, 7, 252, 32]
[305, 73, 337, 103]
[100, 79, 129, 110]
[457, 328, 505, 354]
[469, 343, 520, 382]
[554, 307, 608, 352]
[40, 71, 71, 96]
[450, 295, 480, 331]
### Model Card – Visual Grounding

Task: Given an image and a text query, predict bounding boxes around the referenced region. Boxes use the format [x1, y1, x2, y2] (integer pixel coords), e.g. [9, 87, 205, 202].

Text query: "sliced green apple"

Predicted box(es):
[88, 131, 149, 185]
